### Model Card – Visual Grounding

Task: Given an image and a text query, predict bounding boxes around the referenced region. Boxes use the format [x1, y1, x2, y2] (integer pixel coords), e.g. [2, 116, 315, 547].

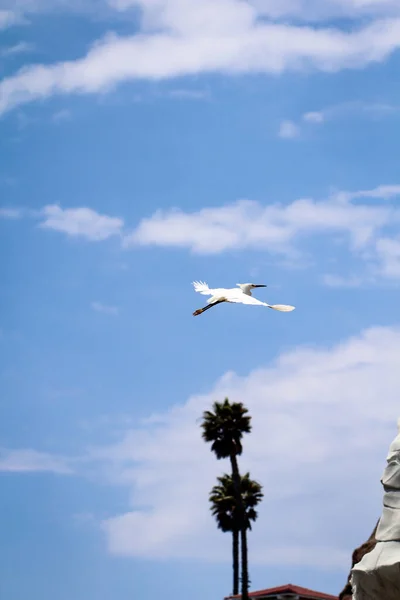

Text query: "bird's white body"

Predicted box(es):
[192, 281, 295, 316]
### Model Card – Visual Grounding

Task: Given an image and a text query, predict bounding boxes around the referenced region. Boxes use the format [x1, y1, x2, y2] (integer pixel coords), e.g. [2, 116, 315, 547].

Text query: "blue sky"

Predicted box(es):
[1, 1, 400, 599]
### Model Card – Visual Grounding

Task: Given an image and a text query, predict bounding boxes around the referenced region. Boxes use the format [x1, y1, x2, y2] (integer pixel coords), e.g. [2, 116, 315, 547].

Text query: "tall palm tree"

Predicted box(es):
[201, 399, 252, 600]
[209, 473, 264, 596]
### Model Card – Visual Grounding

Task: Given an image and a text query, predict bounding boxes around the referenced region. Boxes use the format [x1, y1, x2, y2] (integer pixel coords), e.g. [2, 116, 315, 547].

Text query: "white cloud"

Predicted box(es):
[2, 0, 400, 115]
[123, 184, 399, 258]
[39, 205, 124, 241]
[124, 184, 400, 282]
[6, 185, 400, 281]
[0, 449, 73, 474]
[278, 119, 299, 139]
[97, 325, 400, 565]
[91, 301, 119, 315]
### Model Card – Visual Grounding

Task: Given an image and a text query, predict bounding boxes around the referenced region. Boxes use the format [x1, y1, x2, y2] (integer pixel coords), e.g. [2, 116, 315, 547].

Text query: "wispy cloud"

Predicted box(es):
[39, 205, 124, 241]
[0, 41, 33, 57]
[322, 274, 367, 288]
[278, 120, 299, 139]
[0, 207, 23, 218]
[2, 1, 400, 115]
[91, 301, 119, 315]
[349, 184, 400, 200]
[51, 108, 71, 122]
[287, 101, 400, 135]
[374, 237, 400, 278]
[304, 101, 400, 125]
[0, 9, 24, 30]
[303, 111, 325, 123]
[94, 325, 399, 565]
[0, 449, 73, 474]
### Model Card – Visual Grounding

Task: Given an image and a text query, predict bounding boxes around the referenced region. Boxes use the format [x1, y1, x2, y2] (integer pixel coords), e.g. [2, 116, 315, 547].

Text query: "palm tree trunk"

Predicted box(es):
[240, 526, 249, 600]
[233, 528, 239, 595]
[230, 451, 249, 600]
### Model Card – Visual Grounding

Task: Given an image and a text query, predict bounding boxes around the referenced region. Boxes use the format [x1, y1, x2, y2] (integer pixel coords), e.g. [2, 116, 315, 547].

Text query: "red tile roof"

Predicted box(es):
[225, 583, 338, 600]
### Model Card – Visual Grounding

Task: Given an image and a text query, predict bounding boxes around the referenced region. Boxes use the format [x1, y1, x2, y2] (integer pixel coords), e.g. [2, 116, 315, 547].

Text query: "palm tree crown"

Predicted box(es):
[201, 399, 252, 459]
[210, 473, 263, 531]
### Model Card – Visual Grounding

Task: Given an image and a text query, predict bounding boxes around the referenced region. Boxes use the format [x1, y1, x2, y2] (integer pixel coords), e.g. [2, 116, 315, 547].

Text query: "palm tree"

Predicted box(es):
[209, 473, 264, 596]
[238, 473, 263, 598]
[201, 399, 252, 600]
[209, 474, 240, 595]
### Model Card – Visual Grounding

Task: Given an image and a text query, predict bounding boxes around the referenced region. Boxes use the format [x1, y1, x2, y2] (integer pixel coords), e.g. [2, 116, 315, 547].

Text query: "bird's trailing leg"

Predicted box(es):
[193, 298, 226, 316]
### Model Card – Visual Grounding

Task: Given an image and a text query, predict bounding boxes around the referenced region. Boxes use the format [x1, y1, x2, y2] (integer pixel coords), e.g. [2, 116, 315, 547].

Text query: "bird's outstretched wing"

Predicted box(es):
[192, 281, 212, 295]
[228, 293, 267, 306]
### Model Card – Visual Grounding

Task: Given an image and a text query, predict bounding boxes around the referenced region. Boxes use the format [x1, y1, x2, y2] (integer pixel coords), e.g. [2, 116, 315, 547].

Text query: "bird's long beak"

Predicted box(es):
[253, 284, 267, 288]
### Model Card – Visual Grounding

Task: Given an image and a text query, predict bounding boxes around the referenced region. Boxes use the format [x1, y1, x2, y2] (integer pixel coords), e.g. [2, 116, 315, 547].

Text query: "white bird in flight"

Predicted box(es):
[192, 281, 295, 317]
